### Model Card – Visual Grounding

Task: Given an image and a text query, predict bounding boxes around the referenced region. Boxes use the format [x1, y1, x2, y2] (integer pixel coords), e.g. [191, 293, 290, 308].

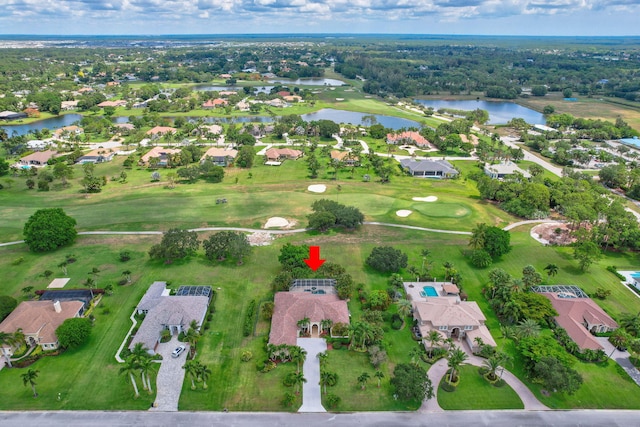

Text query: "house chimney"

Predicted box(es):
[53, 300, 62, 313]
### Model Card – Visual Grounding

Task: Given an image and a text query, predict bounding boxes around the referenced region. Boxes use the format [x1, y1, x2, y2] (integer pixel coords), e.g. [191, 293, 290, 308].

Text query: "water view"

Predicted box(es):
[1, 114, 83, 137]
[414, 99, 545, 125]
[192, 85, 274, 94]
[301, 109, 420, 129]
[268, 77, 345, 86]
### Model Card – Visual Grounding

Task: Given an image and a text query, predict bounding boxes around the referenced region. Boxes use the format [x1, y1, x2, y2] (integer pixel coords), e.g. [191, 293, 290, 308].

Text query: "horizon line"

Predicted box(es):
[1, 33, 640, 38]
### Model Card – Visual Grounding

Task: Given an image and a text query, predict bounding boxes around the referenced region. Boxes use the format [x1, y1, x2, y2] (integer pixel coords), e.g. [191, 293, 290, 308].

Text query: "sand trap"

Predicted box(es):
[396, 210, 413, 217]
[413, 196, 438, 202]
[264, 217, 290, 228]
[308, 184, 327, 193]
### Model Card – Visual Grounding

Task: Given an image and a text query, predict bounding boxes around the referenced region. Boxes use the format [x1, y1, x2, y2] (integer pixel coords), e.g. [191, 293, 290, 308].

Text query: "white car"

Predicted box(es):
[171, 345, 186, 358]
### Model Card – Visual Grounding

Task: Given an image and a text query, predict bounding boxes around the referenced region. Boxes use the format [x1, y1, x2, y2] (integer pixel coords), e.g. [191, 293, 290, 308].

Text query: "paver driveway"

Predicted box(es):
[150, 337, 189, 412]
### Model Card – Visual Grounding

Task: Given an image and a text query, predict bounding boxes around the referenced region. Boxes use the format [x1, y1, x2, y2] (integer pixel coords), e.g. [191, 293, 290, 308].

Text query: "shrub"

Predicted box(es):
[119, 250, 131, 262]
[606, 266, 626, 281]
[243, 299, 257, 337]
[283, 372, 298, 387]
[241, 350, 253, 362]
[440, 380, 456, 392]
[390, 313, 403, 330]
[325, 393, 341, 409]
[366, 246, 408, 273]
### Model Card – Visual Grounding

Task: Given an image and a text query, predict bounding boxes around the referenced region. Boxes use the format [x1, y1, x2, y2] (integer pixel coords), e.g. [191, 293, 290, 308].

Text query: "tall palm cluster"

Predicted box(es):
[348, 321, 383, 351]
[266, 343, 307, 368]
[119, 343, 156, 398]
[183, 360, 212, 390]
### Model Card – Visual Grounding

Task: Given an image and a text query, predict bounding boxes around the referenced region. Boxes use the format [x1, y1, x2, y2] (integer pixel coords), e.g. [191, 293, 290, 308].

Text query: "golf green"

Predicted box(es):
[411, 202, 471, 218]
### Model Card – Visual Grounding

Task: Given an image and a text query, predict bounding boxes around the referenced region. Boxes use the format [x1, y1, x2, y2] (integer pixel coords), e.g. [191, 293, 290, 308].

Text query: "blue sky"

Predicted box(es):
[1, 0, 639, 36]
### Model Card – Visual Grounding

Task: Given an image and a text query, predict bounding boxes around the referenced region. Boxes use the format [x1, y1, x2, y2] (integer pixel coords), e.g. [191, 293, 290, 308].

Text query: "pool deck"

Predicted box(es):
[403, 281, 459, 301]
[616, 271, 640, 300]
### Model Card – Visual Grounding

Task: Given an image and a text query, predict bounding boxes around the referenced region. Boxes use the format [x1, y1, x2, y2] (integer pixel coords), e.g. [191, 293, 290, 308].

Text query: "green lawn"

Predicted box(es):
[437, 365, 524, 410]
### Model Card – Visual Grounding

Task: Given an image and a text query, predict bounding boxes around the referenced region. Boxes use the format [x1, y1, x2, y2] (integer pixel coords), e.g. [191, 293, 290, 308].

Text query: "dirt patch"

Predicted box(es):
[531, 223, 575, 246]
[247, 232, 274, 246]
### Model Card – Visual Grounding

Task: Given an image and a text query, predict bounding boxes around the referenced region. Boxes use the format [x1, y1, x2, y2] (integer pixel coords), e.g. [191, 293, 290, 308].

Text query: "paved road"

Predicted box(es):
[297, 338, 327, 413]
[150, 337, 189, 412]
[501, 136, 564, 177]
[2, 410, 640, 426]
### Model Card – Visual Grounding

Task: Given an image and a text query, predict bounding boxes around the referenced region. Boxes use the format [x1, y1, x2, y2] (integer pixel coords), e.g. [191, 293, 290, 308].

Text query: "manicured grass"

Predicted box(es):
[437, 365, 524, 410]
[320, 348, 422, 411]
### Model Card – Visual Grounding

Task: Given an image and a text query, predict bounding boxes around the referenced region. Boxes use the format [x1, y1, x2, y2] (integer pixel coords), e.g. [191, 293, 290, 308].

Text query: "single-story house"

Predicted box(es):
[26, 140, 49, 151]
[0, 300, 84, 355]
[194, 124, 223, 137]
[412, 297, 496, 352]
[0, 110, 28, 121]
[76, 148, 116, 164]
[200, 147, 238, 166]
[283, 95, 302, 103]
[266, 99, 287, 108]
[53, 126, 84, 139]
[536, 288, 618, 350]
[265, 148, 303, 163]
[61, 100, 79, 111]
[113, 123, 135, 133]
[140, 146, 182, 167]
[145, 126, 177, 139]
[484, 161, 531, 180]
[19, 150, 57, 167]
[97, 100, 127, 108]
[129, 282, 210, 355]
[386, 131, 431, 148]
[236, 101, 251, 112]
[268, 292, 350, 346]
[202, 99, 228, 109]
[399, 158, 459, 178]
[330, 150, 358, 166]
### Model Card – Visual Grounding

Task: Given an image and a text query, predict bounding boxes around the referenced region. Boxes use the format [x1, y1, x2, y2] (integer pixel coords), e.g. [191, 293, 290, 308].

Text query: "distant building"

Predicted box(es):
[200, 147, 238, 167]
[400, 159, 458, 178]
[483, 161, 531, 179]
[0, 110, 28, 121]
[387, 131, 431, 148]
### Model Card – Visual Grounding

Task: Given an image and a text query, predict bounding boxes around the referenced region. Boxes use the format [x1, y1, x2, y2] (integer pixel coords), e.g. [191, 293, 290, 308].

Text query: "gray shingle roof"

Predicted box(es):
[400, 159, 458, 175]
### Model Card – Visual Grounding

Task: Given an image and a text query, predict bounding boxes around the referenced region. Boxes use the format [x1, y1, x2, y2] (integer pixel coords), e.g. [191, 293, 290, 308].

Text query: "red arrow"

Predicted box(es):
[304, 246, 326, 271]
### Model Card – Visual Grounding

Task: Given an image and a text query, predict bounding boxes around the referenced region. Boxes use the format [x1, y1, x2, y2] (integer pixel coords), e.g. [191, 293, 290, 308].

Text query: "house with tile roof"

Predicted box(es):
[140, 146, 182, 167]
[330, 150, 358, 166]
[537, 290, 618, 350]
[412, 297, 496, 352]
[145, 126, 177, 138]
[19, 150, 58, 167]
[0, 300, 84, 355]
[129, 282, 210, 355]
[268, 292, 349, 346]
[386, 131, 431, 148]
[399, 158, 458, 178]
[265, 148, 303, 163]
[202, 99, 228, 109]
[200, 147, 238, 166]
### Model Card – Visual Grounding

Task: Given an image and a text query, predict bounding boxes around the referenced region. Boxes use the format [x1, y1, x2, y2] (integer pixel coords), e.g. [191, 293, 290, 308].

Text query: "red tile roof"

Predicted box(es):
[269, 292, 349, 346]
[386, 131, 431, 147]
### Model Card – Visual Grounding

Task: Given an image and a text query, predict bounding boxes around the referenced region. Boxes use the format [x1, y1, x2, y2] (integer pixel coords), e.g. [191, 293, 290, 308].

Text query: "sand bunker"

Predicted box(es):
[308, 184, 327, 193]
[413, 196, 438, 202]
[264, 217, 290, 228]
[396, 210, 413, 217]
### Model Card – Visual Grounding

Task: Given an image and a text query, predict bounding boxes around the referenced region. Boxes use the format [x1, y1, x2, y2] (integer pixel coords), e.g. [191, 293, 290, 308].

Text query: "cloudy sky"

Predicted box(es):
[1, 0, 639, 36]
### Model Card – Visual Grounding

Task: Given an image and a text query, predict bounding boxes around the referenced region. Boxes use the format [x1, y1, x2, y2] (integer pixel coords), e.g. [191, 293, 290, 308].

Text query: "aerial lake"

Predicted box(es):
[268, 77, 345, 86]
[192, 85, 274, 94]
[414, 99, 545, 125]
[1, 114, 83, 137]
[301, 109, 420, 129]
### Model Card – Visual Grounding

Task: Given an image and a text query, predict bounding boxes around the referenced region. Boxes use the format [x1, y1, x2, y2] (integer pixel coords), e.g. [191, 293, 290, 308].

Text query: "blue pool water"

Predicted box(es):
[631, 272, 640, 279]
[422, 286, 438, 297]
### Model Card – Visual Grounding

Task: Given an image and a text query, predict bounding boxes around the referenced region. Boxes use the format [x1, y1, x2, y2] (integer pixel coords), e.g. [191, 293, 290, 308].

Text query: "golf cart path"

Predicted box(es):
[0, 220, 566, 247]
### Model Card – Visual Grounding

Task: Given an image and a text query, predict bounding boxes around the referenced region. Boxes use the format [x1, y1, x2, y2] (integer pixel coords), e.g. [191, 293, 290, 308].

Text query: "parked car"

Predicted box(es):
[171, 344, 186, 358]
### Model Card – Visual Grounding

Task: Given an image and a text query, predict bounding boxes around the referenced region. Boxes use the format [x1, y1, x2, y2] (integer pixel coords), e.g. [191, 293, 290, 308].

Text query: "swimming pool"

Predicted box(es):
[631, 272, 640, 280]
[422, 286, 438, 297]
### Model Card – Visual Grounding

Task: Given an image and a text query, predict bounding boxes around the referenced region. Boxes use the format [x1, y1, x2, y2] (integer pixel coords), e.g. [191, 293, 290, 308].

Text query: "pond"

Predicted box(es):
[1, 114, 83, 137]
[192, 85, 274, 94]
[267, 77, 345, 86]
[413, 99, 545, 125]
[301, 109, 421, 130]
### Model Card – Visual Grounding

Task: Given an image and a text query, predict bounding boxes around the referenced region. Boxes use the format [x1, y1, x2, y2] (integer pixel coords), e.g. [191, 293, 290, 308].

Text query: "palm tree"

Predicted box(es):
[21, 368, 39, 398]
[292, 372, 306, 395]
[482, 355, 502, 381]
[544, 263, 558, 279]
[58, 261, 68, 275]
[409, 346, 422, 365]
[289, 346, 307, 373]
[119, 357, 140, 398]
[183, 360, 199, 390]
[443, 337, 455, 351]
[609, 330, 630, 357]
[469, 223, 487, 249]
[199, 363, 212, 389]
[516, 318, 541, 339]
[426, 330, 442, 358]
[473, 336, 484, 351]
[130, 343, 150, 390]
[447, 347, 468, 383]
[320, 319, 333, 335]
[122, 270, 132, 283]
[138, 357, 155, 393]
[316, 351, 328, 367]
[397, 299, 412, 321]
[357, 372, 370, 390]
[374, 370, 384, 388]
[443, 262, 455, 280]
[621, 312, 640, 337]
[297, 317, 310, 336]
[185, 327, 200, 358]
[320, 370, 337, 394]
[0, 331, 20, 368]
